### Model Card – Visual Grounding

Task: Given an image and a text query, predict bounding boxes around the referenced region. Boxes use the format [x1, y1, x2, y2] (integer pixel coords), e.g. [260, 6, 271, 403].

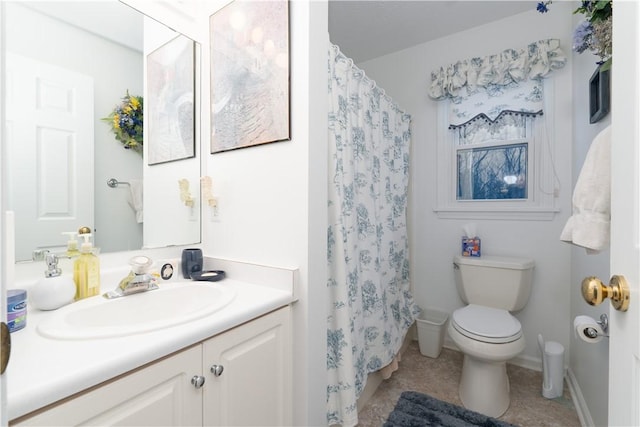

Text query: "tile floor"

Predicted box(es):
[357, 342, 581, 427]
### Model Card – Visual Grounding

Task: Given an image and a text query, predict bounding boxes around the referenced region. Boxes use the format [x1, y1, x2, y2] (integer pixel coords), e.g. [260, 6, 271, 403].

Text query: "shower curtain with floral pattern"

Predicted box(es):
[326, 44, 419, 427]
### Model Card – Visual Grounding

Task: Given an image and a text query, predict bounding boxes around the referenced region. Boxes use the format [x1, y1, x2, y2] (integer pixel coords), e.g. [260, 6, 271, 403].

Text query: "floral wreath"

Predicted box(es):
[537, 1, 612, 69]
[102, 91, 143, 154]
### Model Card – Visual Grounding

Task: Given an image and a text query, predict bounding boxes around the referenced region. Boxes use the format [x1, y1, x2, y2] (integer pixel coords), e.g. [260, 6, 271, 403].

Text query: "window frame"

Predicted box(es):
[434, 81, 558, 221]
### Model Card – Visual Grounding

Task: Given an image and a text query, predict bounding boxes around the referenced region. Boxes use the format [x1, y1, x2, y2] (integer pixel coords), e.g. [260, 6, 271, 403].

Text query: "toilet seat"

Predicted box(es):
[452, 304, 522, 344]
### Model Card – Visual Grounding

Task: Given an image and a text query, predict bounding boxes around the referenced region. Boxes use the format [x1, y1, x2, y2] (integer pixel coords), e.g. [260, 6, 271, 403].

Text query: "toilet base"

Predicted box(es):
[459, 354, 510, 418]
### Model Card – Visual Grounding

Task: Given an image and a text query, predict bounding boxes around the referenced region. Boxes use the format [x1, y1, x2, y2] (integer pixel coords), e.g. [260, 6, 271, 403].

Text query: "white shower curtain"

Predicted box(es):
[326, 44, 419, 426]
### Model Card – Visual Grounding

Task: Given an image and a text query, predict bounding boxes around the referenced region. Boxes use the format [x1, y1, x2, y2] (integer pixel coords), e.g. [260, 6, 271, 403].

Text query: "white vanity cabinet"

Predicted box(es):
[12, 345, 203, 426]
[11, 307, 291, 426]
[203, 305, 292, 426]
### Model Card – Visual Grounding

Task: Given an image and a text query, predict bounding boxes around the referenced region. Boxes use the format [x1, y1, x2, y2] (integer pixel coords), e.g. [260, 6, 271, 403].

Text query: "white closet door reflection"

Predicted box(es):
[7, 53, 94, 260]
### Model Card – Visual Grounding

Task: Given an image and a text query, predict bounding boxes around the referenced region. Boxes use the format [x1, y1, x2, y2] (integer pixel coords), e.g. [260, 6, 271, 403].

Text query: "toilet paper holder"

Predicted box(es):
[583, 313, 609, 339]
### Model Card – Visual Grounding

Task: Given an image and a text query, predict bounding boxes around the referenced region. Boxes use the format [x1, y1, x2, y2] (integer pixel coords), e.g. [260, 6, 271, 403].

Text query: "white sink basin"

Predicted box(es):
[37, 282, 236, 340]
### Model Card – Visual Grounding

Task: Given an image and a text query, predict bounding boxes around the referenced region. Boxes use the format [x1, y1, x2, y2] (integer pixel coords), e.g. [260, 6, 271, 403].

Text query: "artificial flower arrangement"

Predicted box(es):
[102, 91, 144, 154]
[537, 1, 612, 70]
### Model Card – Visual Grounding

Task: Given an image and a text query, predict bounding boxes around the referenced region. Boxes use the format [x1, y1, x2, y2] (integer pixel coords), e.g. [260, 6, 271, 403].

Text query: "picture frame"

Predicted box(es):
[147, 34, 196, 165]
[210, 0, 290, 153]
[589, 64, 610, 124]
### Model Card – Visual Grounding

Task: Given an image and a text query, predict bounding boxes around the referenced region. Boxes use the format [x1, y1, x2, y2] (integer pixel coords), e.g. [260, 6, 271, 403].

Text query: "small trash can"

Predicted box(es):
[416, 308, 449, 358]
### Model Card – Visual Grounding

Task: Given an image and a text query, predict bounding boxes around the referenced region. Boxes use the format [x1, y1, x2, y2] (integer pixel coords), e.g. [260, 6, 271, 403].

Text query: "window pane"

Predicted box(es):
[457, 143, 527, 200]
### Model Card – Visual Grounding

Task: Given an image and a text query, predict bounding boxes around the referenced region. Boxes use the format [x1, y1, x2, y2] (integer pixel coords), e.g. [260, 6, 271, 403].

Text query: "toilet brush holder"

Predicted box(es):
[538, 334, 565, 399]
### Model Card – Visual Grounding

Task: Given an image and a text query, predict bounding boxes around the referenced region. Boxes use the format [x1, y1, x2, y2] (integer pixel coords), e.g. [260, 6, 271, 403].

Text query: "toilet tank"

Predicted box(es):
[453, 255, 535, 311]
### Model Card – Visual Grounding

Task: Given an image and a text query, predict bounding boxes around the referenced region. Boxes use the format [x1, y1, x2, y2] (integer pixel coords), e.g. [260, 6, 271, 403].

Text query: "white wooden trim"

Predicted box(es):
[567, 367, 593, 427]
[434, 206, 559, 221]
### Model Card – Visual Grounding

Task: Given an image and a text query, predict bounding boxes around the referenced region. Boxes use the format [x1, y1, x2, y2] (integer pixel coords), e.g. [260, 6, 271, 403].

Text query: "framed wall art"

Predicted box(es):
[147, 34, 196, 165]
[210, 0, 290, 153]
[589, 64, 610, 124]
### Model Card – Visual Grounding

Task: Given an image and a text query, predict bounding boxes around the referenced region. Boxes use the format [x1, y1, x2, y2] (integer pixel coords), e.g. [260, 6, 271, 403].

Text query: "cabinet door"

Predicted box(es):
[13, 346, 202, 426]
[203, 307, 292, 426]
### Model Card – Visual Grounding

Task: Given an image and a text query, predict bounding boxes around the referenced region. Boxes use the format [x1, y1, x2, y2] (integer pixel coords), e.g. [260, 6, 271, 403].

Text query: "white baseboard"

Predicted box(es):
[566, 368, 592, 427]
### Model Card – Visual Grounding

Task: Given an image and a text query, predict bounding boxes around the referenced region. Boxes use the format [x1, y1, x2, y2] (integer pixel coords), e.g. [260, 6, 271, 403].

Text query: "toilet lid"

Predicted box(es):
[452, 304, 522, 344]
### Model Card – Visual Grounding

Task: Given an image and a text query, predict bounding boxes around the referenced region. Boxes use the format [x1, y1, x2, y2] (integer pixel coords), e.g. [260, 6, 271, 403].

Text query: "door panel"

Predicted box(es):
[203, 308, 292, 426]
[6, 53, 93, 260]
[609, 2, 640, 425]
[11, 346, 202, 426]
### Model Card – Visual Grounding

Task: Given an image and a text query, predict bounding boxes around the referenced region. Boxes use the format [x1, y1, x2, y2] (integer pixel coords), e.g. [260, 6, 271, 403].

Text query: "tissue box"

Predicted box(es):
[462, 237, 481, 257]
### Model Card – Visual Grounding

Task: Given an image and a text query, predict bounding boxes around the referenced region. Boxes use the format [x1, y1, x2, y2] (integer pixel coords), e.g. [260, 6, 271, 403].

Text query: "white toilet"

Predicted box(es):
[448, 254, 535, 418]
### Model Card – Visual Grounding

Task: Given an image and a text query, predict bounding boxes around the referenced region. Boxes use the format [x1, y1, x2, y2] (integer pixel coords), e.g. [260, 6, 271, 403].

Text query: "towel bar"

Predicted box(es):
[107, 178, 130, 188]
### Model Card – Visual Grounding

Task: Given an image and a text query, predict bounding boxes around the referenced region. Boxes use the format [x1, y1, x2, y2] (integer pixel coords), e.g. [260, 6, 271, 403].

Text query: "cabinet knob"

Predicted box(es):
[210, 364, 224, 377]
[191, 375, 206, 389]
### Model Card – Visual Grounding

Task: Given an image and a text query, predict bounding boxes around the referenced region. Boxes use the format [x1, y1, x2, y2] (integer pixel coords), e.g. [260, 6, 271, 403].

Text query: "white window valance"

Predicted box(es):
[428, 39, 567, 100]
[449, 79, 543, 128]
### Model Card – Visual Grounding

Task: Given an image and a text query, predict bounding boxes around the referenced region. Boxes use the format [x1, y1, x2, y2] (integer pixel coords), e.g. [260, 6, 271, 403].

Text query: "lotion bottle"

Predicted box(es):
[73, 233, 100, 300]
[31, 252, 76, 310]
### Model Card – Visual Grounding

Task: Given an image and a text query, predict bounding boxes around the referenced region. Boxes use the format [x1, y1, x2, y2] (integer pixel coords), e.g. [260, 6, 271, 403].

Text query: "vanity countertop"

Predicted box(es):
[6, 257, 297, 421]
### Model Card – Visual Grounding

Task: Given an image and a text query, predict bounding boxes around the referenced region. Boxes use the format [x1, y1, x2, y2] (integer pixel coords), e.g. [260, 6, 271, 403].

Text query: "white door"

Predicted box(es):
[1, 4, 7, 422]
[5, 53, 93, 261]
[608, 2, 640, 426]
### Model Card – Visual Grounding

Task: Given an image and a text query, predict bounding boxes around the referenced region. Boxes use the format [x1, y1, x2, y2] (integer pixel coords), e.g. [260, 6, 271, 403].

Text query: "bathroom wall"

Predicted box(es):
[5, 4, 143, 254]
[359, 4, 575, 369]
[197, 1, 329, 425]
[568, 27, 611, 426]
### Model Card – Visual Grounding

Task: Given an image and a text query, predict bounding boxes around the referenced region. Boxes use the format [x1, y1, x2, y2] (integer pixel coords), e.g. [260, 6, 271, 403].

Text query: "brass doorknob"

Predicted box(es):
[582, 275, 630, 312]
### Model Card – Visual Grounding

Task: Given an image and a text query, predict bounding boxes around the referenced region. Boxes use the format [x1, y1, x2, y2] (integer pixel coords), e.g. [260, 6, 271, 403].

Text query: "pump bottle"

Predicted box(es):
[73, 233, 100, 300]
[62, 231, 80, 258]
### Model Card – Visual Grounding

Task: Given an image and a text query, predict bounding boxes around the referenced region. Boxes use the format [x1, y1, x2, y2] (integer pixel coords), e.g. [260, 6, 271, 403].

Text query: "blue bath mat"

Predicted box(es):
[383, 391, 518, 427]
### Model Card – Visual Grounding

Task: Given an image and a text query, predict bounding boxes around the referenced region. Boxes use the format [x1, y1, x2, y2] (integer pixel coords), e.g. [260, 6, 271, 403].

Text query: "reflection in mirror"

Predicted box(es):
[4, 1, 200, 262]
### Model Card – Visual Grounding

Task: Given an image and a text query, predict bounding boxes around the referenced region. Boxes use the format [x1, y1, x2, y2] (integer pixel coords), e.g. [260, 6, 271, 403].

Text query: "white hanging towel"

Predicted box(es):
[560, 125, 611, 254]
[127, 179, 144, 223]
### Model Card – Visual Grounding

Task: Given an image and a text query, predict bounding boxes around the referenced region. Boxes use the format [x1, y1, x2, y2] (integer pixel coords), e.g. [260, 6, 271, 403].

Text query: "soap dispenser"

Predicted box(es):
[73, 233, 100, 300]
[62, 231, 80, 258]
[31, 252, 76, 310]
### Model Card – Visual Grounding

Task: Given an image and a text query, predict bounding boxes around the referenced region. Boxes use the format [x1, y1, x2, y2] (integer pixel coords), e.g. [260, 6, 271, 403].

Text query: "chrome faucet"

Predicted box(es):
[32, 248, 74, 261]
[104, 256, 159, 299]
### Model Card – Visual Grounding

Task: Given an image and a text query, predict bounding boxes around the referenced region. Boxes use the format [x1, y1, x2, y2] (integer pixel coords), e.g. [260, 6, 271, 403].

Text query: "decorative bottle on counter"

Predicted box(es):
[73, 233, 100, 300]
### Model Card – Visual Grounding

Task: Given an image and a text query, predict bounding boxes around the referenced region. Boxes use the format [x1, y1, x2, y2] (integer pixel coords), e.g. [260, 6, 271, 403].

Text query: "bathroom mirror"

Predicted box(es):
[4, 1, 201, 262]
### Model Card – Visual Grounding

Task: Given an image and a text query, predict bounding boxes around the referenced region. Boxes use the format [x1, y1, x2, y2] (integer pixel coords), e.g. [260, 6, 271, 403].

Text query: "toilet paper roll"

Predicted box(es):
[574, 315, 604, 343]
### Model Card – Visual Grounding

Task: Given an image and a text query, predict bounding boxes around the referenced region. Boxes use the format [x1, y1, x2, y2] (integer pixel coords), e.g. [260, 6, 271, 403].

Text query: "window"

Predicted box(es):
[428, 39, 565, 220]
[434, 80, 558, 220]
[457, 142, 528, 200]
